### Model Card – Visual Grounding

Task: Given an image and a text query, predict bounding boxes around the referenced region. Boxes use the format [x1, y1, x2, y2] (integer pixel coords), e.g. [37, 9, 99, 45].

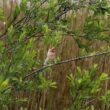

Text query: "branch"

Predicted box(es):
[23, 50, 110, 79]
[2, 50, 110, 94]
[54, 0, 101, 20]
[13, 0, 47, 28]
[55, 7, 72, 20]
[0, 0, 47, 39]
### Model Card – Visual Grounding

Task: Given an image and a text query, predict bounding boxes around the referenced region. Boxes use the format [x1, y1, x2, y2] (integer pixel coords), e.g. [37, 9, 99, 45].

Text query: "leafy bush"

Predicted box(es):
[67, 64, 110, 110]
[0, 0, 110, 109]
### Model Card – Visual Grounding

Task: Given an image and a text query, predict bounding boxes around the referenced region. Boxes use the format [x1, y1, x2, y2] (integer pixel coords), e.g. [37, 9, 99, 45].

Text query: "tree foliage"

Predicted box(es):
[0, 0, 110, 109]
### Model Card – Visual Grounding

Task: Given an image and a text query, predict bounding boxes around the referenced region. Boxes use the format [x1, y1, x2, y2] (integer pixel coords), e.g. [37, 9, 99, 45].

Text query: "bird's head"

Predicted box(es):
[48, 47, 56, 53]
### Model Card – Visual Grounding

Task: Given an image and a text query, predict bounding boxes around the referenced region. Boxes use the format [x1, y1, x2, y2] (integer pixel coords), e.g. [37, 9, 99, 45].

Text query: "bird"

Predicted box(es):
[44, 47, 56, 66]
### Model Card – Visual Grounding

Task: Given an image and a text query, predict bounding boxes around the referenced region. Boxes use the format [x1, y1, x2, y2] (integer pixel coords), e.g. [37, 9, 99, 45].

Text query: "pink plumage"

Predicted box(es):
[44, 47, 56, 66]
[47, 48, 56, 60]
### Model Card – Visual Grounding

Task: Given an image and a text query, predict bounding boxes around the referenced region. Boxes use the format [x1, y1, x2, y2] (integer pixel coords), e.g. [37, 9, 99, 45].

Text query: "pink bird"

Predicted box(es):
[44, 47, 56, 66]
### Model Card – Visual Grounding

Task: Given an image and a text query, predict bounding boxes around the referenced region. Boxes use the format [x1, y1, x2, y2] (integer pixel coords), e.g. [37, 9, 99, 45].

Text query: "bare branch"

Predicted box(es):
[2, 50, 110, 94]
[23, 50, 110, 79]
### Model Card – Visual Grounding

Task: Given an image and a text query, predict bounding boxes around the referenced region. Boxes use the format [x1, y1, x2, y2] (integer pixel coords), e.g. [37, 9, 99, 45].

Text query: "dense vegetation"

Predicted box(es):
[0, 0, 110, 110]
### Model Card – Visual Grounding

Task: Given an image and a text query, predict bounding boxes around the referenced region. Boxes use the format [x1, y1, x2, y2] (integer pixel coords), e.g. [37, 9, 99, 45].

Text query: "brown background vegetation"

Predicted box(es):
[0, 1, 110, 110]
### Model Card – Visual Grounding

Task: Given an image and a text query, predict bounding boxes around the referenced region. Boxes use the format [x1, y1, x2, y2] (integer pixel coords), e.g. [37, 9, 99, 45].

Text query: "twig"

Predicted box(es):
[0, 0, 47, 39]
[2, 50, 110, 94]
[55, 7, 72, 20]
[23, 50, 110, 79]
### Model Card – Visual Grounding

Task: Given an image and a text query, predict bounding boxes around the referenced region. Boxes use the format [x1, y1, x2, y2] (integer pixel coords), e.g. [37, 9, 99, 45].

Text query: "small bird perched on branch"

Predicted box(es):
[44, 47, 56, 66]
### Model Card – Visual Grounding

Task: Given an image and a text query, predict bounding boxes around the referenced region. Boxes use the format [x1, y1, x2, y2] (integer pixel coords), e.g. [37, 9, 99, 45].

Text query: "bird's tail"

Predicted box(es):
[43, 57, 49, 66]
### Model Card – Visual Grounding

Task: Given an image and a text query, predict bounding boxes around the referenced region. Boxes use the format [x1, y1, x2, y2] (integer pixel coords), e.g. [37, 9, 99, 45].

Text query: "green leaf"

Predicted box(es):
[0, 8, 5, 20]
[8, 25, 14, 40]
[0, 79, 9, 89]
[20, 0, 28, 12]
[13, 5, 20, 19]
[100, 73, 108, 80]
